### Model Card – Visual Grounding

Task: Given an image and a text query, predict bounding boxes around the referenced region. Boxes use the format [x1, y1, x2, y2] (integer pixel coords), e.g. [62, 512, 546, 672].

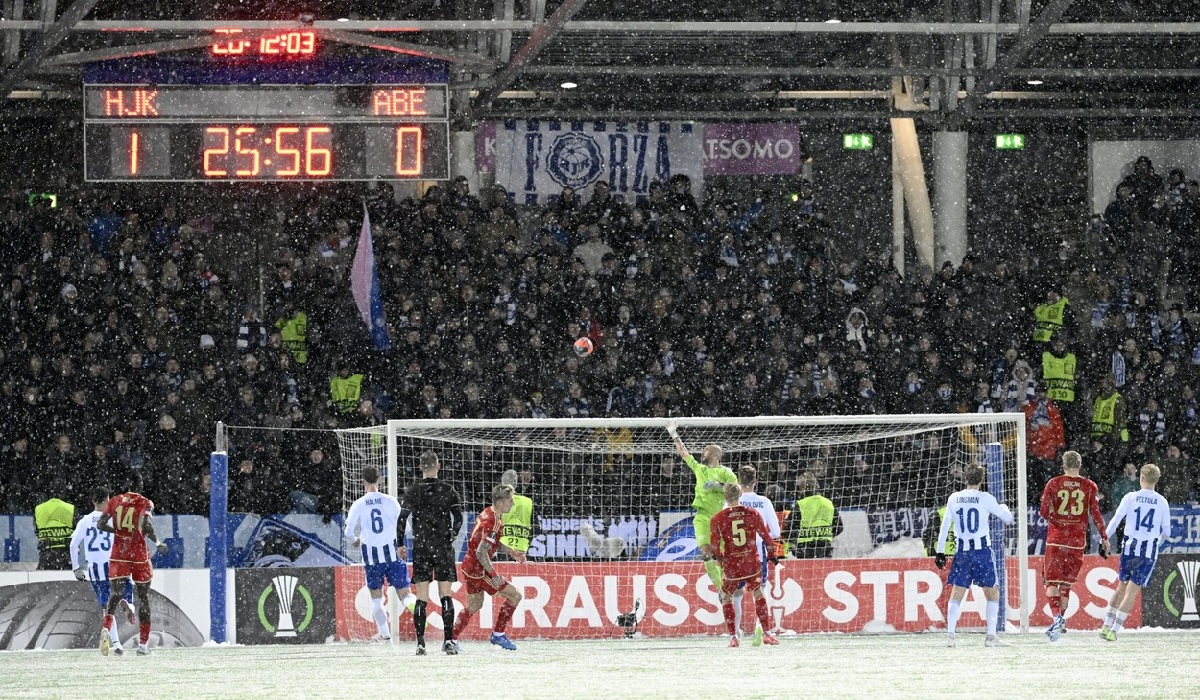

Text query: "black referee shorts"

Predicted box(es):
[411, 546, 458, 584]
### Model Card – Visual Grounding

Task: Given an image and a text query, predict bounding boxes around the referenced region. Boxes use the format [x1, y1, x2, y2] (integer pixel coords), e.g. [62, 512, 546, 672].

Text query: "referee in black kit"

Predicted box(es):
[399, 449, 464, 656]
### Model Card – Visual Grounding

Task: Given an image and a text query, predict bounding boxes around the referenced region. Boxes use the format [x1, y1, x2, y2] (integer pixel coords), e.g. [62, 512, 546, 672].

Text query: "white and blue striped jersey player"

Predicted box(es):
[70, 509, 134, 609]
[1105, 488, 1171, 588]
[739, 490, 781, 582]
[345, 491, 410, 592]
[936, 488, 1014, 590]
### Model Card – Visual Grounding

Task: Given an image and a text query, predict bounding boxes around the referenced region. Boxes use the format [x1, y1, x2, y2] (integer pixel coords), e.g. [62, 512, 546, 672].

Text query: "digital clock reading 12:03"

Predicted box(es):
[82, 84, 450, 182]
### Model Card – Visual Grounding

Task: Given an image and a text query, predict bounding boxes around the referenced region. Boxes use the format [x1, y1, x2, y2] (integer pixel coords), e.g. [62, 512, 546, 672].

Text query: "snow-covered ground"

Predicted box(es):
[1, 630, 1196, 700]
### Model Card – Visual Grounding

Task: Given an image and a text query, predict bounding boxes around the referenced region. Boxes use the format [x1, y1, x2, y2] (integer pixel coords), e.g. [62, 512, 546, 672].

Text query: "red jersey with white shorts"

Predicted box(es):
[103, 492, 155, 583]
[461, 506, 504, 594]
[1040, 475, 1105, 586]
[710, 505, 774, 594]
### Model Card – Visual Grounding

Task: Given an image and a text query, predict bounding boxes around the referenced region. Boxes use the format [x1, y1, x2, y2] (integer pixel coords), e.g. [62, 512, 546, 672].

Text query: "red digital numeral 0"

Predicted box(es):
[395, 126, 423, 176]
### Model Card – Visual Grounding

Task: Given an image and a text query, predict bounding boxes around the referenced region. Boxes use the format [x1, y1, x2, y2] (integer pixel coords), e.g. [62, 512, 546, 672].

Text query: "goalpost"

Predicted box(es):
[334, 414, 1029, 640]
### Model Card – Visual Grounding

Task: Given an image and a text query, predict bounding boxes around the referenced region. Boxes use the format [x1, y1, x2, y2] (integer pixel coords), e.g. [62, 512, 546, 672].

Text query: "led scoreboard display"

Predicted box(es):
[83, 84, 450, 182]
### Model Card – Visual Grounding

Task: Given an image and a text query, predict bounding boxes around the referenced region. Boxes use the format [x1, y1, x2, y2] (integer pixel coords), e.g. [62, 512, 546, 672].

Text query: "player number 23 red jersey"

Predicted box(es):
[1039, 475, 1104, 549]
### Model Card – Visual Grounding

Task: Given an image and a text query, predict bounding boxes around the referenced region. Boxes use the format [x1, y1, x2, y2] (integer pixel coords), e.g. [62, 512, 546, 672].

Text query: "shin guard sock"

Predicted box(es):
[453, 609, 474, 639]
[947, 599, 962, 635]
[755, 596, 770, 629]
[413, 600, 428, 643]
[440, 597, 456, 640]
[986, 600, 1000, 637]
[495, 600, 517, 634]
[722, 602, 736, 636]
[1046, 588, 1061, 617]
[370, 597, 389, 638]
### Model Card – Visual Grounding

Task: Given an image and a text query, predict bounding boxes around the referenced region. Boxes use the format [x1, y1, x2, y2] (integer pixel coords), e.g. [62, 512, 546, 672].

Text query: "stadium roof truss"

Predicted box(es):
[4, 0, 1200, 120]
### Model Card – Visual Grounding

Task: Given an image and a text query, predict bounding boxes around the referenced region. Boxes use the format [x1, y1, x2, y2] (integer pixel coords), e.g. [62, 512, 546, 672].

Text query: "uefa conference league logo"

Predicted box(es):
[258, 574, 314, 637]
[1162, 560, 1200, 623]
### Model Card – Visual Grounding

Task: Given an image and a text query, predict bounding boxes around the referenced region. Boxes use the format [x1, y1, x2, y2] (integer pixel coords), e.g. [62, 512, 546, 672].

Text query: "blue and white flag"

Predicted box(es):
[349, 203, 390, 350]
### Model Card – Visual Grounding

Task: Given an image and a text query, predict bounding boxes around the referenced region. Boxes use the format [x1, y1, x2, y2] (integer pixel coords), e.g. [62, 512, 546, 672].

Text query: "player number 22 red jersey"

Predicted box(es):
[461, 506, 502, 579]
[103, 492, 155, 563]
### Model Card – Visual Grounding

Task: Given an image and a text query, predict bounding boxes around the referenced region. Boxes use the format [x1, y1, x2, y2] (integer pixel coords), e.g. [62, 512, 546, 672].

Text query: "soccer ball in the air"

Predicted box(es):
[573, 337, 594, 357]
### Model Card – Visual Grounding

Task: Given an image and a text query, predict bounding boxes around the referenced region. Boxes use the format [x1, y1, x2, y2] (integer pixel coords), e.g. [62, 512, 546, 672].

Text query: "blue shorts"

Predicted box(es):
[365, 561, 410, 591]
[1118, 554, 1157, 588]
[91, 579, 134, 608]
[947, 548, 997, 589]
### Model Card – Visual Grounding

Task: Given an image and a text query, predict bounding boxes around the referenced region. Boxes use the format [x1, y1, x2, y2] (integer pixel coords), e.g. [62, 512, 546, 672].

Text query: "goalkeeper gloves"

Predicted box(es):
[934, 553, 947, 570]
[73, 568, 87, 582]
[665, 419, 678, 439]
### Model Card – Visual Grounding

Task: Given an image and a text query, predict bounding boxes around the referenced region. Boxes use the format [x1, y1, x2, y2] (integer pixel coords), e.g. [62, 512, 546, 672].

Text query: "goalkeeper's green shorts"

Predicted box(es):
[693, 514, 713, 547]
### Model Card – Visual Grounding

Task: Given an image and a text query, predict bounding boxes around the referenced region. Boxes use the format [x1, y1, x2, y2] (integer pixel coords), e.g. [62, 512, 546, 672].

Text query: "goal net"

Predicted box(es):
[334, 415, 1028, 641]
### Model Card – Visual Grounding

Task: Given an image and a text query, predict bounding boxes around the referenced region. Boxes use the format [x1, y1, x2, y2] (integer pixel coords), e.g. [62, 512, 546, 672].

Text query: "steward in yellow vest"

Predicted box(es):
[499, 470, 534, 554]
[1090, 376, 1129, 444]
[35, 494, 75, 570]
[786, 474, 841, 559]
[276, 310, 309, 364]
[1041, 339, 1077, 403]
[1032, 291, 1069, 343]
[330, 368, 364, 415]
[923, 506, 957, 557]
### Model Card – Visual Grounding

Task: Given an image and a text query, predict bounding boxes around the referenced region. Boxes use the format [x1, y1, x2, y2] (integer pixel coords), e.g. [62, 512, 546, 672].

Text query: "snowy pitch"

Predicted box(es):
[1, 631, 1196, 699]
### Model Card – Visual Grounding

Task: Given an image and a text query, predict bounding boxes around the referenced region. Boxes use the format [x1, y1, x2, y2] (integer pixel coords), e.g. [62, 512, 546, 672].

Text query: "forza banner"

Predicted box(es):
[479, 119, 704, 205]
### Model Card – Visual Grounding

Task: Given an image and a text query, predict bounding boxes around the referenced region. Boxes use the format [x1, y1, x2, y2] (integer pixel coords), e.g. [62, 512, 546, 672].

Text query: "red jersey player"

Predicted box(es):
[710, 483, 779, 647]
[97, 471, 167, 656]
[453, 485, 526, 651]
[1039, 450, 1109, 641]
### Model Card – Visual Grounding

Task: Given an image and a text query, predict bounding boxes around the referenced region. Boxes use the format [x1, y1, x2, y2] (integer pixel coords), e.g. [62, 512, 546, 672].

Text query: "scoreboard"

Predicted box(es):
[84, 83, 450, 182]
[82, 34, 453, 183]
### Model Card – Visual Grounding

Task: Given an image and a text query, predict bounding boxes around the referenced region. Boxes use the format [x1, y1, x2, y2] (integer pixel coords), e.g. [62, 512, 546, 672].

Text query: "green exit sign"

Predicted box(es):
[842, 133, 874, 150]
[995, 134, 1026, 150]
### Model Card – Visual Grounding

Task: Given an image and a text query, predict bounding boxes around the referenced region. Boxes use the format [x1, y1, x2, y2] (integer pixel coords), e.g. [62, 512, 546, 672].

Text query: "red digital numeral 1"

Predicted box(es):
[395, 126, 423, 176]
[129, 131, 139, 175]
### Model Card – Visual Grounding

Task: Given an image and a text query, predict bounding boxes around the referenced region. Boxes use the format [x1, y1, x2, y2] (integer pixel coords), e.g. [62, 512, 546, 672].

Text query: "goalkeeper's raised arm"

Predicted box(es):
[666, 419, 737, 589]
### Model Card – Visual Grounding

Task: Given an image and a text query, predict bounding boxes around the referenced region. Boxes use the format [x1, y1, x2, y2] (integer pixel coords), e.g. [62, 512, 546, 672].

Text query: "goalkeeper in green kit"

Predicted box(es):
[667, 419, 738, 589]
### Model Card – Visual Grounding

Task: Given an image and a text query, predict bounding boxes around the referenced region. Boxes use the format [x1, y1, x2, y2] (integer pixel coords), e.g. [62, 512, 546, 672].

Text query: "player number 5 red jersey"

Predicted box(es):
[710, 505, 774, 580]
